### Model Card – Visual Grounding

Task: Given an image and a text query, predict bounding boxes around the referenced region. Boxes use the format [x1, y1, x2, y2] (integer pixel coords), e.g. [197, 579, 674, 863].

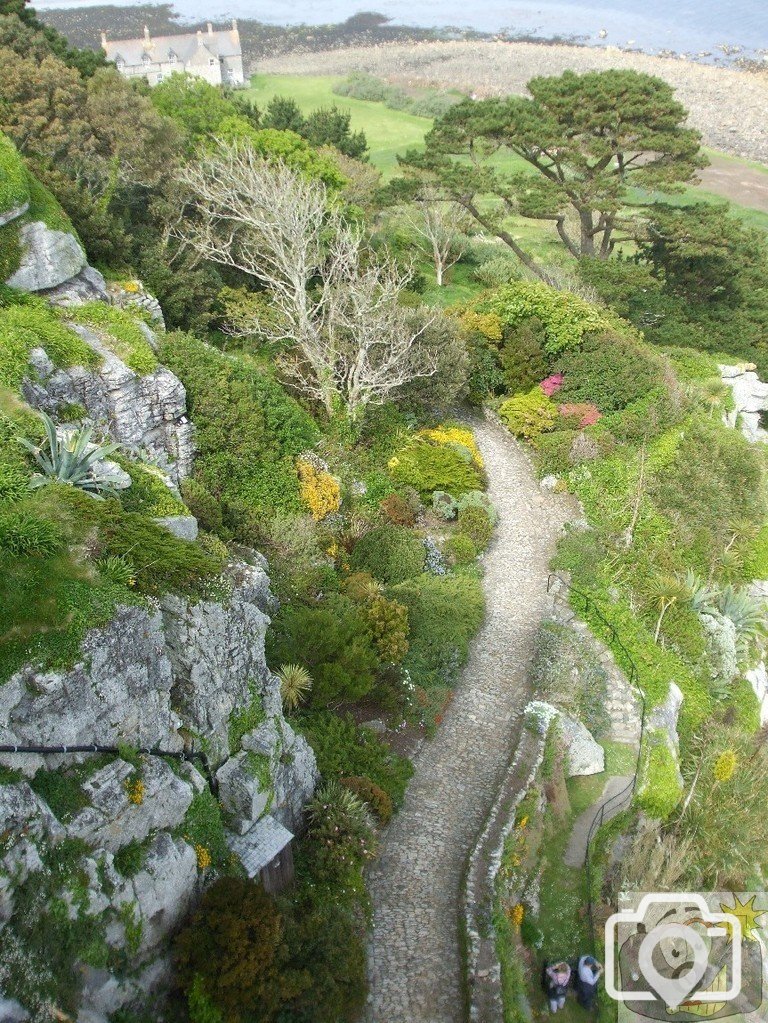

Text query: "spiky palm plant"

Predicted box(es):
[646, 573, 692, 643]
[277, 663, 313, 711]
[18, 411, 122, 498]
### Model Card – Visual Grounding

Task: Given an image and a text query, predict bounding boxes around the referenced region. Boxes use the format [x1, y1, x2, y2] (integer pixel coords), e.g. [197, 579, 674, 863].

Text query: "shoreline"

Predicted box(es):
[256, 39, 768, 164]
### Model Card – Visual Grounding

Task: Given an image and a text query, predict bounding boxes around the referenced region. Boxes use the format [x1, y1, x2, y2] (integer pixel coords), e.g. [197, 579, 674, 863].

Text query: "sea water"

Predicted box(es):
[33, 0, 768, 62]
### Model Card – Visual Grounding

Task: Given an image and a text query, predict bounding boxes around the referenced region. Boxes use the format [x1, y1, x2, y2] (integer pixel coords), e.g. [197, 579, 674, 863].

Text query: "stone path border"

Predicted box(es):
[365, 417, 573, 1023]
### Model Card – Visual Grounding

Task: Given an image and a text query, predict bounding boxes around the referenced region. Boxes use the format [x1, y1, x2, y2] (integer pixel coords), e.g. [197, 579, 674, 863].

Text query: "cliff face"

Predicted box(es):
[0, 190, 317, 1022]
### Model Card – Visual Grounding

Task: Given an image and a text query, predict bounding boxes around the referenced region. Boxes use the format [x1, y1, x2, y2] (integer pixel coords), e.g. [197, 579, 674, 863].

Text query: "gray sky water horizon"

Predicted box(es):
[34, 0, 768, 62]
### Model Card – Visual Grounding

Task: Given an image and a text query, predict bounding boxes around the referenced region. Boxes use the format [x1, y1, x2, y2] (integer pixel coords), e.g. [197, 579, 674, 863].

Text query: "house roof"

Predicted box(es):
[103, 24, 240, 68]
[226, 816, 293, 877]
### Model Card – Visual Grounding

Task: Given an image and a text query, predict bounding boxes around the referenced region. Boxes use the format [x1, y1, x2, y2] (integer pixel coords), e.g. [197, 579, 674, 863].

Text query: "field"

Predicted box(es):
[244, 74, 768, 234]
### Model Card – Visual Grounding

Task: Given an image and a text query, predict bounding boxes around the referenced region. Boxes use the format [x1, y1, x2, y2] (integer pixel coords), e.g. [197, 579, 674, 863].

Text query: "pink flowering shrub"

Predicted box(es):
[540, 373, 564, 397]
[558, 402, 602, 429]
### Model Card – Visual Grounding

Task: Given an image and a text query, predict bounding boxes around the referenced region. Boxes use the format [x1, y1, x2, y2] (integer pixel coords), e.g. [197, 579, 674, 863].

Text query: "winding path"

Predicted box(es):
[365, 417, 573, 1023]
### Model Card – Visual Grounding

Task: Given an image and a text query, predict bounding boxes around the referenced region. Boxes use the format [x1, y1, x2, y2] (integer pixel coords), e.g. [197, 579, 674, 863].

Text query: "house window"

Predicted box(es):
[168, 51, 176, 65]
[157, 72, 164, 82]
[209, 57, 215, 66]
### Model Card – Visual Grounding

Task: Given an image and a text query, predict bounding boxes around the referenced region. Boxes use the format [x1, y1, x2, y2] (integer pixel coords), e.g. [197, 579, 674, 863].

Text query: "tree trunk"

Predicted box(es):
[579, 209, 596, 257]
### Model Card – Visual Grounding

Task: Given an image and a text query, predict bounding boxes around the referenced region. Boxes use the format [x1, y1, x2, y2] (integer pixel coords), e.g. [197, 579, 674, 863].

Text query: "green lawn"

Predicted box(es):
[244, 74, 429, 176]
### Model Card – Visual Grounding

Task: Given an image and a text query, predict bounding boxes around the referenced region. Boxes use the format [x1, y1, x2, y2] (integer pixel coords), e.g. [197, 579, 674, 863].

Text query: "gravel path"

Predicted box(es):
[258, 40, 768, 163]
[365, 417, 573, 1023]
[563, 775, 634, 869]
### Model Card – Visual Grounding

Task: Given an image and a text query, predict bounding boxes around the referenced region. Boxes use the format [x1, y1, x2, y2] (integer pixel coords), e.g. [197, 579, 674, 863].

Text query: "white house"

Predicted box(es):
[101, 21, 244, 87]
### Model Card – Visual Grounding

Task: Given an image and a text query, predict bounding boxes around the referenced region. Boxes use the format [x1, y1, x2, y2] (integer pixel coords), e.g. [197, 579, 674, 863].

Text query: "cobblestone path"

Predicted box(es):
[365, 418, 573, 1023]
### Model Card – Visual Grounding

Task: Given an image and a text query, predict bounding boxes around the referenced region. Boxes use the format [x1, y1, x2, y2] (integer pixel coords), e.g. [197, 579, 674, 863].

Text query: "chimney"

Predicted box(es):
[100, 30, 108, 48]
[196, 28, 204, 46]
[143, 24, 150, 43]
[231, 18, 238, 32]
[207, 21, 213, 34]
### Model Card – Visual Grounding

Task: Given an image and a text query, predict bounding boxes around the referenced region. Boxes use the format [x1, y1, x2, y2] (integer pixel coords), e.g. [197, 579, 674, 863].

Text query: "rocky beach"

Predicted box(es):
[257, 39, 768, 163]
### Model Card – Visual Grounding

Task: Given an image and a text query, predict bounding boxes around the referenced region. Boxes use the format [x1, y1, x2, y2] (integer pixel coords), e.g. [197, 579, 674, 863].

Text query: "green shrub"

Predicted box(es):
[457, 505, 494, 552]
[340, 775, 394, 824]
[743, 524, 768, 580]
[444, 533, 477, 565]
[455, 490, 498, 524]
[0, 302, 100, 390]
[391, 574, 485, 689]
[67, 303, 158, 375]
[349, 525, 426, 584]
[117, 461, 186, 517]
[635, 731, 683, 820]
[306, 780, 377, 878]
[499, 317, 550, 393]
[26, 172, 77, 236]
[180, 478, 223, 534]
[177, 789, 231, 873]
[0, 132, 29, 217]
[0, 507, 63, 556]
[159, 332, 317, 524]
[174, 878, 297, 1022]
[297, 711, 413, 807]
[97, 506, 225, 595]
[0, 222, 22, 281]
[499, 388, 558, 439]
[0, 459, 29, 503]
[30, 767, 90, 821]
[267, 595, 379, 706]
[555, 332, 666, 413]
[113, 838, 148, 878]
[482, 281, 627, 355]
[432, 490, 458, 520]
[388, 439, 483, 497]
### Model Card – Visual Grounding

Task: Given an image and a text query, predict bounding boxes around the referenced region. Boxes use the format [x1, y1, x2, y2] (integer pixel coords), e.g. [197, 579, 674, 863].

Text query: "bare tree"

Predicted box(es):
[401, 187, 472, 287]
[176, 139, 440, 420]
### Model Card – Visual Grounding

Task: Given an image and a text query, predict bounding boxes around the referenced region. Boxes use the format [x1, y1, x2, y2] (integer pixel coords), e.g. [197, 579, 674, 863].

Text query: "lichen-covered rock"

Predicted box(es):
[242, 717, 318, 831]
[217, 750, 272, 833]
[0, 549, 317, 1017]
[154, 513, 199, 541]
[557, 713, 605, 776]
[6, 221, 86, 292]
[161, 558, 280, 761]
[747, 661, 768, 725]
[0, 200, 28, 227]
[720, 363, 768, 443]
[113, 833, 198, 954]
[0, 606, 181, 776]
[42, 264, 109, 307]
[21, 325, 195, 483]
[107, 279, 166, 329]
[67, 758, 194, 852]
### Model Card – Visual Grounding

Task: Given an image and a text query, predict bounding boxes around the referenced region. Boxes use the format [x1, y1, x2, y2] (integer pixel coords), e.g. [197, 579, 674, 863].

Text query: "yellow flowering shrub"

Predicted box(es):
[458, 309, 504, 342]
[508, 903, 525, 927]
[714, 750, 737, 782]
[195, 844, 212, 870]
[418, 426, 484, 468]
[297, 459, 341, 521]
[124, 777, 145, 806]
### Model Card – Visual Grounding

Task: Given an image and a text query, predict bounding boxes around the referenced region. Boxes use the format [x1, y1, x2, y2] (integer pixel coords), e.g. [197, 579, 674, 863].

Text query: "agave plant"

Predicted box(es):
[277, 663, 313, 711]
[18, 411, 123, 498]
[683, 570, 719, 613]
[717, 584, 767, 647]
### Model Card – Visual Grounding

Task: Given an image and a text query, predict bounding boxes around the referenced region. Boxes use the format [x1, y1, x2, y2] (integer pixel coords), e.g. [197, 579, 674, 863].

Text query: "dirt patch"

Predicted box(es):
[698, 155, 768, 212]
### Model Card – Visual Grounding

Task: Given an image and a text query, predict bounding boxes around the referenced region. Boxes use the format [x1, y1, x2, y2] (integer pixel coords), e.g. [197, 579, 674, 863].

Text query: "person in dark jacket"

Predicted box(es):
[543, 961, 572, 1012]
[575, 954, 604, 1009]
